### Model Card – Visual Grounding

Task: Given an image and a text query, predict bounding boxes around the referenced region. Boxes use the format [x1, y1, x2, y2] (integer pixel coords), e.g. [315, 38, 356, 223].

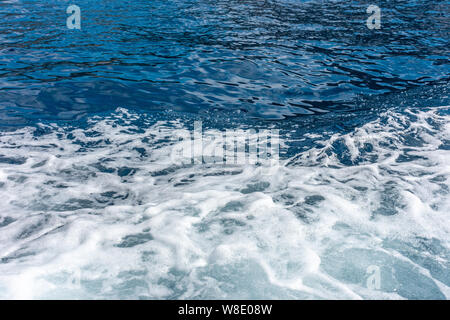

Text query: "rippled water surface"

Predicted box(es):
[0, 0, 449, 299]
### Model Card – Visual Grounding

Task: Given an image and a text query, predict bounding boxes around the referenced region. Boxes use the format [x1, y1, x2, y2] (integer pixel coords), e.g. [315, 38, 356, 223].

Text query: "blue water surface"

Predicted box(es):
[0, 0, 448, 126]
[0, 0, 449, 300]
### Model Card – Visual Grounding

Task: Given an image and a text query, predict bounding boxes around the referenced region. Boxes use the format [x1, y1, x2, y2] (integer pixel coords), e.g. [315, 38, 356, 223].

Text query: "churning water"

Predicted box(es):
[0, 0, 449, 299]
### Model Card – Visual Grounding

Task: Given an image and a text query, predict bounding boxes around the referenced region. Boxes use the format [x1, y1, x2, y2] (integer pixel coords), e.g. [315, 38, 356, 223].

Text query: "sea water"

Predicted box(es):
[0, 0, 448, 299]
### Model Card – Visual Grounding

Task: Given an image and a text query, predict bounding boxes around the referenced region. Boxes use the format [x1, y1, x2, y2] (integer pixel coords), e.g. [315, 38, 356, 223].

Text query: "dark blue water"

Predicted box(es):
[0, 0, 449, 299]
[0, 0, 448, 126]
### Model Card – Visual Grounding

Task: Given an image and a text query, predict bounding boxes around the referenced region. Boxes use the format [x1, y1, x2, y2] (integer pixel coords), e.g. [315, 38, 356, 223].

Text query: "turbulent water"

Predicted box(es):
[0, 0, 449, 299]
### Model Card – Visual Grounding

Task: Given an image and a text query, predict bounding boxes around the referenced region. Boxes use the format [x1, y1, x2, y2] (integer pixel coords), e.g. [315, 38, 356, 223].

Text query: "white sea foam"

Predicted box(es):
[0, 107, 448, 299]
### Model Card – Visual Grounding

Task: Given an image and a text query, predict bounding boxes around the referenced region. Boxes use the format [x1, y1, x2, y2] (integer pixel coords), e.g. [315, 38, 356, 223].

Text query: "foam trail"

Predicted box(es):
[0, 107, 448, 299]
